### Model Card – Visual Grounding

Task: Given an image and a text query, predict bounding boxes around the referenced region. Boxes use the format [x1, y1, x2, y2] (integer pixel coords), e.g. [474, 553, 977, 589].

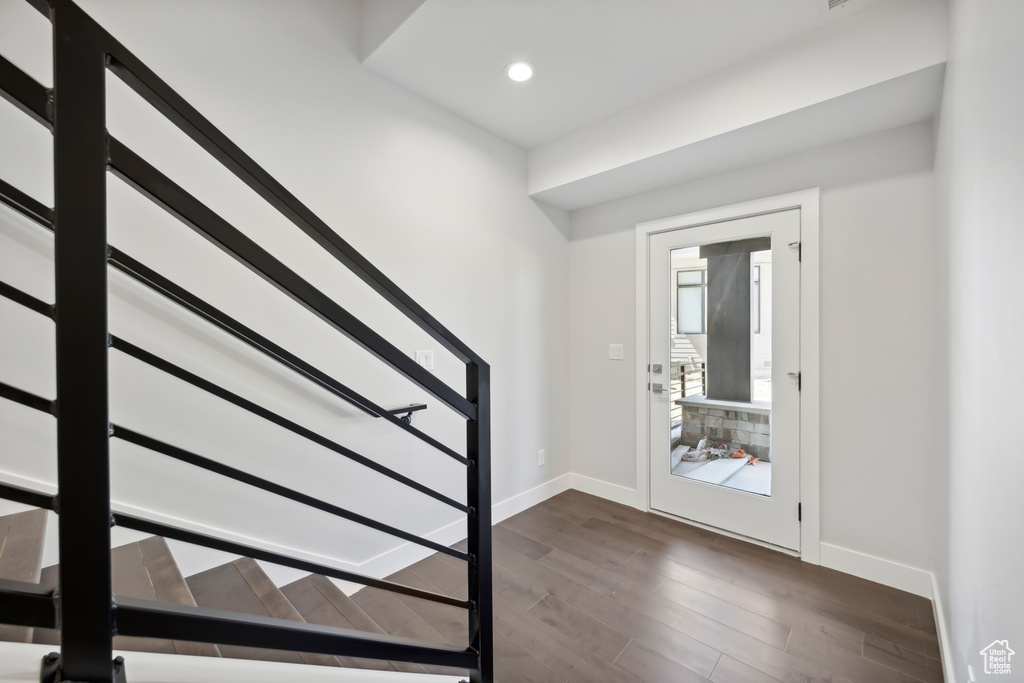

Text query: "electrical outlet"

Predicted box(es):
[537, 449, 545, 466]
[415, 350, 434, 370]
[609, 343, 624, 360]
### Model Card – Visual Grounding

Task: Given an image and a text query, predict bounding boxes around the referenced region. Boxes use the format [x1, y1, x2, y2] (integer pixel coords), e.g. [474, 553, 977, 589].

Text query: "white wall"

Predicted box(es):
[934, 0, 1024, 678]
[0, 0, 569, 578]
[568, 121, 940, 572]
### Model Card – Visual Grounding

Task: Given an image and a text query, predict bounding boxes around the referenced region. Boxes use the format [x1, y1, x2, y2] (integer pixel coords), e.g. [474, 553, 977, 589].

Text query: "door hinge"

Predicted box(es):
[798, 503, 802, 522]
[788, 371, 802, 391]
[789, 240, 802, 261]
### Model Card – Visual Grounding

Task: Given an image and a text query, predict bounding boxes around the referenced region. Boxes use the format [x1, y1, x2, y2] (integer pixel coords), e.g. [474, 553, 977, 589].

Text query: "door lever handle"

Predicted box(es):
[651, 383, 664, 394]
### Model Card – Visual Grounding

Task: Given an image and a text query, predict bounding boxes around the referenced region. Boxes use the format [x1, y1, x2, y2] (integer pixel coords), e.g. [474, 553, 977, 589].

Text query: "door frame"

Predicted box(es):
[634, 188, 821, 564]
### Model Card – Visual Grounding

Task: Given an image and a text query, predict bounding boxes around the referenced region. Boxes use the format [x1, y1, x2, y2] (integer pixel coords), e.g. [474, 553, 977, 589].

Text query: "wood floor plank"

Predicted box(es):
[553, 553, 843, 683]
[731, 568, 940, 661]
[863, 633, 944, 683]
[636, 552, 864, 654]
[494, 523, 554, 561]
[494, 595, 640, 683]
[612, 640, 714, 683]
[656, 577, 791, 649]
[538, 548, 645, 598]
[527, 594, 632, 665]
[710, 655, 781, 683]
[494, 562, 548, 610]
[494, 630, 567, 683]
[526, 555, 722, 679]
[715, 534, 923, 630]
[787, 630, 924, 683]
[555, 490, 720, 546]
[501, 509, 641, 574]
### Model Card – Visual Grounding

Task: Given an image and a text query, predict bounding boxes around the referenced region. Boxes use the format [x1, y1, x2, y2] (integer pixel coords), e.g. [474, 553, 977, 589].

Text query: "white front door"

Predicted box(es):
[647, 209, 801, 550]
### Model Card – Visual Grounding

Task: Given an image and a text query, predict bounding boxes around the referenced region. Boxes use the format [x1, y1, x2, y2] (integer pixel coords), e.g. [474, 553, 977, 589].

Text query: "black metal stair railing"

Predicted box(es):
[0, 0, 492, 681]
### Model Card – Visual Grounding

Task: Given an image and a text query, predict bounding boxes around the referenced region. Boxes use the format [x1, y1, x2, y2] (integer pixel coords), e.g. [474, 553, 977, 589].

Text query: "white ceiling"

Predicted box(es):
[362, 0, 875, 149]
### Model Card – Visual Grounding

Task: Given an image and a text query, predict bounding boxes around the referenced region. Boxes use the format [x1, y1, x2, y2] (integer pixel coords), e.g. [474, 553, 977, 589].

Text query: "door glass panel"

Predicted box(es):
[669, 240, 772, 496]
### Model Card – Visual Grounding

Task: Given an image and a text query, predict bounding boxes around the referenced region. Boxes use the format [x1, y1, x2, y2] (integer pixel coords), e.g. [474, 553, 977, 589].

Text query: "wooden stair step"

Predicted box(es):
[134, 536, 221, 658]
[0, 509, 48, 643]
[33, 537, 221, 657]
[186, 558, 339, 668]
[281, 574, 411, 673]
[351, 576, 468, 678]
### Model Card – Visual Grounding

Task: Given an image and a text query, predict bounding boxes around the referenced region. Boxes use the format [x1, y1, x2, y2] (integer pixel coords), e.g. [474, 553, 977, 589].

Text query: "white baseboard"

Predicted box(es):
[931, 572, 956, 683]
[357, 473, 574, 581]
[568, 473, 638, 508]
[819, 542, 933, 598]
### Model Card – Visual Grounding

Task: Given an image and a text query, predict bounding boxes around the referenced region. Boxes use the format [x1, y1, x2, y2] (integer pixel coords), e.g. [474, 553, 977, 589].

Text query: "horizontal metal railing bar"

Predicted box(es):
[0, 481, 56, 510]
[98, 33, 483, 368]
[111, 511, 468, 609]
[0, 52, 52, 129]
[0, 380, 54, 414]
[107, 247, 468, 464]
[111, 426, 470, 558]
[114, 595, 477, 668]
[0, 280, 54, 318]
[109, 336, 469, 517]
[106, 137, 477, 422]
[0, 176, 54, 230]
[0, 579, 57, 629]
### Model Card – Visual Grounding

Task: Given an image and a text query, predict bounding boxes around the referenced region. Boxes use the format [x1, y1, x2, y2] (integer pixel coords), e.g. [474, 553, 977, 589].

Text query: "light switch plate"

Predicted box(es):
[537, 449, 545, 466]
[609, 344, 624, 360]
[415, 350, 434, 370]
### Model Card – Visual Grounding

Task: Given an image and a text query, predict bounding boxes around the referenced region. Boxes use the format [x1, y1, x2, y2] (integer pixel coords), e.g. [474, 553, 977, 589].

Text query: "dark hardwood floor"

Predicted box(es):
[374, 489, 942, 683]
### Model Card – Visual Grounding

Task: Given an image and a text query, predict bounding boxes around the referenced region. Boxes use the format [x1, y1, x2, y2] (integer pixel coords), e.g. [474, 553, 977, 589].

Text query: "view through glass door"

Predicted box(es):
[648, 210, 801, 550]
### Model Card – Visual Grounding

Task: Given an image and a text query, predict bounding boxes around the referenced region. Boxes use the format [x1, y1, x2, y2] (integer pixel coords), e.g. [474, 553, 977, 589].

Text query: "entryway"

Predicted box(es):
[636, 193, 818, 554]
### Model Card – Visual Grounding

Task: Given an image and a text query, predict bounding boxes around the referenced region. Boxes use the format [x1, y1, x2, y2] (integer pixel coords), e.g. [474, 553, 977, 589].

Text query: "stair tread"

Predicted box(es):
[33, 538, 221, 657]
[281, 574, 403, 673]
[134, 537, 221, 658]
[0, 509, 48, 642]
[187, 558, 339, 668]
[387, 568, 467, 647]
[352, 575, 467, 677]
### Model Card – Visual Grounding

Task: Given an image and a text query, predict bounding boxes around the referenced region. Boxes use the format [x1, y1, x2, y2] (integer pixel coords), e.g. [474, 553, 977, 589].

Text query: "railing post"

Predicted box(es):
[466, 362, 492, 683]
[52, 1, 115, 680]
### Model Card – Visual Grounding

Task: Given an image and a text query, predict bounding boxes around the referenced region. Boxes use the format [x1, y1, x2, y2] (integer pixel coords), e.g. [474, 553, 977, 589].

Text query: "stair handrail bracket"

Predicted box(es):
[0, 1, 493, 681]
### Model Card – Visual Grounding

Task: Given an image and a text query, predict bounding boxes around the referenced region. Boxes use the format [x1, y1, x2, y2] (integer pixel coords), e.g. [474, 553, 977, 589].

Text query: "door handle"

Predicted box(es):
[651, 383, 664, 394]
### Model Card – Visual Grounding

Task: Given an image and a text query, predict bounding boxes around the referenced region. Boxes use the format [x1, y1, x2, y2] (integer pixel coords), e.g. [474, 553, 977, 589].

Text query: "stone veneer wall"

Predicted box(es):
[680, 404, 771, 461]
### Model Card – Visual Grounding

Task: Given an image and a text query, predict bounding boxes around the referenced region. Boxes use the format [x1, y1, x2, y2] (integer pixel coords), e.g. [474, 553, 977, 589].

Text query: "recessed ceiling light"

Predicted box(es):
[505, 62, 534, 82]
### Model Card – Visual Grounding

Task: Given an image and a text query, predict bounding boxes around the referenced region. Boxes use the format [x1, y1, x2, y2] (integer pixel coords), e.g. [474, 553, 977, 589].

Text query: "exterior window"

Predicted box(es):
[753, 265, 761, 334]
[677, 269, 707, 334]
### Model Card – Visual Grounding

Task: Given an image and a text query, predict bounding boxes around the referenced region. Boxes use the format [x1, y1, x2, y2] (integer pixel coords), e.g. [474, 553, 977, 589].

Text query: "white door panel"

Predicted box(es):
[648, 209, 800, 550]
